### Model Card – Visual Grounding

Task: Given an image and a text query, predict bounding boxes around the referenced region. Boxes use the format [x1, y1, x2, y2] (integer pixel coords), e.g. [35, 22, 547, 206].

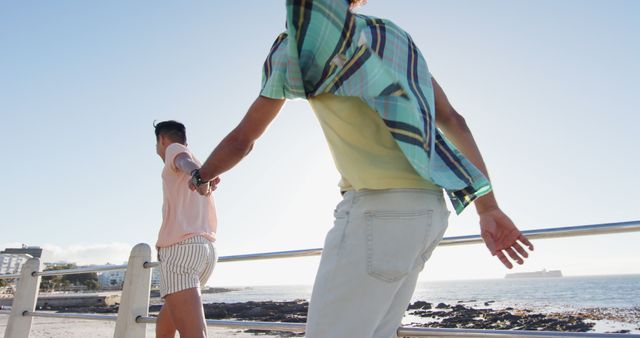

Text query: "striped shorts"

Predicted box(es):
[158, 235, 217, 298]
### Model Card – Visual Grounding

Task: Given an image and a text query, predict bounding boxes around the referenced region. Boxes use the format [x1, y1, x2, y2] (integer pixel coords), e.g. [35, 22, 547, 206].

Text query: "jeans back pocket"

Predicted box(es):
[365, 209, 433, 282]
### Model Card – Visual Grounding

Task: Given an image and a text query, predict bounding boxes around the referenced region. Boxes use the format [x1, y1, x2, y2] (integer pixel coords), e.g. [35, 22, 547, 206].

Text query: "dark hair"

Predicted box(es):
[154, 120, 187, 145]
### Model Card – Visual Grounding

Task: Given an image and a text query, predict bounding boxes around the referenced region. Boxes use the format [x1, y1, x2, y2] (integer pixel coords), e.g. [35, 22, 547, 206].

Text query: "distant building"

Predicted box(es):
[1, 245, 43, 258]
[151, 267, 160, 289]
[0, 254, 28, 275]
[98, 268, 125, 290]
[97, 265, 161, 290]
[0, 245, 43, 275]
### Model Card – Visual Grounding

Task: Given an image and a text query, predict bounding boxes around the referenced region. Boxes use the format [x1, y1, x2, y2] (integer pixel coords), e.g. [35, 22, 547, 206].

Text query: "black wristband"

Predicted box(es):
[190, 169, 208, 187]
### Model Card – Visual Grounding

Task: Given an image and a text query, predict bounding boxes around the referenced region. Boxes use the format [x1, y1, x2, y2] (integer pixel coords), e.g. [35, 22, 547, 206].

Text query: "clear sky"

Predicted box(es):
[1, 1, 639, 286]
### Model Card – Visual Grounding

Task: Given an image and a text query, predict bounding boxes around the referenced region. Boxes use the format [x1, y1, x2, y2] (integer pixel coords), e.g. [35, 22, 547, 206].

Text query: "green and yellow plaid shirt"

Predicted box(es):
[260, 0, 492, 214]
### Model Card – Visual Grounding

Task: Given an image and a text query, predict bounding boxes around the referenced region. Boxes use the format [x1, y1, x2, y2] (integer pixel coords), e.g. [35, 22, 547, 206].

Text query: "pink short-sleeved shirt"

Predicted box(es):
[156, 143, 217, 248]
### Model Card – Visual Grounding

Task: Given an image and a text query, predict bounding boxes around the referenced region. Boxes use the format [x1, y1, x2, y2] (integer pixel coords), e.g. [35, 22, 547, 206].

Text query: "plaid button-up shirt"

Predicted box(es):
[260, 0, 492, 214]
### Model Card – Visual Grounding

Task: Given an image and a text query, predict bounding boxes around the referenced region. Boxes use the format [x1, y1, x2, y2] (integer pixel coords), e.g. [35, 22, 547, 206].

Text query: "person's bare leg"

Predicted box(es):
[163, 287, 207, 338]
[156, 302, 177, 338]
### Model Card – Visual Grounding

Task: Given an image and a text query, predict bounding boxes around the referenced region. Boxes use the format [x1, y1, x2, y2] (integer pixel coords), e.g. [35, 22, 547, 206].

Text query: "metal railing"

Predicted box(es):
[1, 220, 639, 338]
[147, 219, 640, 266]
[0, 264, 128, 280]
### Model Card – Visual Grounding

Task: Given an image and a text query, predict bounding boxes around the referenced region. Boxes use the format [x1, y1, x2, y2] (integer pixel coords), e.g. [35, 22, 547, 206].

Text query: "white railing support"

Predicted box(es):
[4, 258, 42, 338]
[113, 243, 152, 338]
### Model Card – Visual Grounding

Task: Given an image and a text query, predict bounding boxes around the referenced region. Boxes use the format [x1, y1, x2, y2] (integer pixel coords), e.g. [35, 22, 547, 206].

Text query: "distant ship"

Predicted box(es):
[505, 269, 563, 279]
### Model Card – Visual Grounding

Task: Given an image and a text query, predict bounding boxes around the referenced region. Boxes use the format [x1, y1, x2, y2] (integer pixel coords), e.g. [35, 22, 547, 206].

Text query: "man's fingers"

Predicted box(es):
[512, 242, 529, 258]
[495, 251, 513, 269]
[504, 247, 524, 265]
[208, 177, 221, 192]
[518, 235, 534, 251]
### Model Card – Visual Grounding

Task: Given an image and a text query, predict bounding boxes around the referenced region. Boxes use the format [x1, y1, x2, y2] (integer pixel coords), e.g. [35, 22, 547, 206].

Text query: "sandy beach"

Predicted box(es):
[0, 314, 279, 338]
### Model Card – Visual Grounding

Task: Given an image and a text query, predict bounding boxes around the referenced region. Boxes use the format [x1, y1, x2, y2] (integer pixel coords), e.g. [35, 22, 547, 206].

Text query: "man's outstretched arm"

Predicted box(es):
[432, 77, 534, 269]
[198, 96, 285, 183]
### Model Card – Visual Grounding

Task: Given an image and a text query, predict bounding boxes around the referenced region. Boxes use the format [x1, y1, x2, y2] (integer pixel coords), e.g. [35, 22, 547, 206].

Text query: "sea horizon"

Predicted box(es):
[209, 272, 640, 289]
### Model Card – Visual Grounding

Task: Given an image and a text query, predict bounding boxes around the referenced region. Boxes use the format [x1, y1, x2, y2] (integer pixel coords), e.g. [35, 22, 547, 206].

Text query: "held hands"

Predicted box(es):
[188, 174, 221, 197]
[188, 180, 212, 196]
[478, 207, 534, 269]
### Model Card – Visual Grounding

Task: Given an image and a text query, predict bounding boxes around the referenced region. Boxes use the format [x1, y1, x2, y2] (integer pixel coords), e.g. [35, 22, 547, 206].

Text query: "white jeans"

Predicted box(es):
[306, 189, 450, 338]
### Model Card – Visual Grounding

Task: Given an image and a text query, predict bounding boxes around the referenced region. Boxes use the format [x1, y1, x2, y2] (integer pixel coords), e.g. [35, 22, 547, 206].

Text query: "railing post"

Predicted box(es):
[4, 257, 42, 338]
[113, 243, 152, 338]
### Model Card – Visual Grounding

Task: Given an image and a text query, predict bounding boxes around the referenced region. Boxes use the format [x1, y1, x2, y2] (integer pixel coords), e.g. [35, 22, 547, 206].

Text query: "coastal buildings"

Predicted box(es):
[151, 267, 160, 288]
[97, 265, 160, 290]
[0, 245, 161, 291]
[98, 269, 126, 290]
[0, 244, 43, 275]
[0, 255, 24, 275]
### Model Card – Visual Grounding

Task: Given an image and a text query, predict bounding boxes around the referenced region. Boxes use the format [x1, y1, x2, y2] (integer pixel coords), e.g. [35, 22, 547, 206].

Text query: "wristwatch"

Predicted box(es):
[190, 169, 209, 187]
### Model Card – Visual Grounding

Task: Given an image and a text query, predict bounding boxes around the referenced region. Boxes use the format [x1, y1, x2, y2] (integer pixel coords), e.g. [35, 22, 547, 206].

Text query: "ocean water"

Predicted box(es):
[204, 274, 640, 312]
[411, 274, 640, 312]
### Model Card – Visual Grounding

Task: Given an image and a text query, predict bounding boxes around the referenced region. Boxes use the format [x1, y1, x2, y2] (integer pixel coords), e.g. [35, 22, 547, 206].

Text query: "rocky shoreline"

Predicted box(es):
[42, 300, 640, 336]
[406, 301, 594, 331]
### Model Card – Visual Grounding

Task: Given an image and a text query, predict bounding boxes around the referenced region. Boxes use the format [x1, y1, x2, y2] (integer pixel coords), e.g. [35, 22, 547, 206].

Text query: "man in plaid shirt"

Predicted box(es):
[195, 1, 534, 336]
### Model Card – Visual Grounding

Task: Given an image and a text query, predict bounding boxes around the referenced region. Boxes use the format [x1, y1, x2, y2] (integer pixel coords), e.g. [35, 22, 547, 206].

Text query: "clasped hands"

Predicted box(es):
[188, 176, 221, 197]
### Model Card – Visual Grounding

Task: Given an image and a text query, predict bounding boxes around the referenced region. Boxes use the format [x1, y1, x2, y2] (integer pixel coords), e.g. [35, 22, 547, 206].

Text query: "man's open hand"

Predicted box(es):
[479, 208, 534, 269]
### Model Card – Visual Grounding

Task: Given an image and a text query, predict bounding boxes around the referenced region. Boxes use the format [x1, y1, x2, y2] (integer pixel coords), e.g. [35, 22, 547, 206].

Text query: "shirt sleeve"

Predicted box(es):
[260, 33, 289, 99]
[164, 143, 189, 173]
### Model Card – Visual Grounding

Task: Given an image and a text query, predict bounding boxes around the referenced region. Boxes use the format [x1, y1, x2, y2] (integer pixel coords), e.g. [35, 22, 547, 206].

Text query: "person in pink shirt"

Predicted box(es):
[154, 120, 219, 338]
